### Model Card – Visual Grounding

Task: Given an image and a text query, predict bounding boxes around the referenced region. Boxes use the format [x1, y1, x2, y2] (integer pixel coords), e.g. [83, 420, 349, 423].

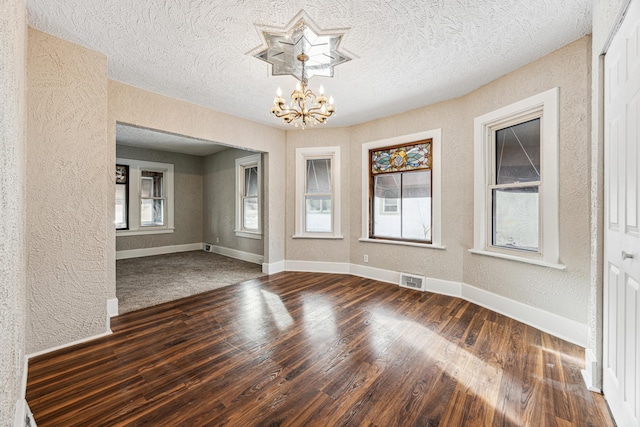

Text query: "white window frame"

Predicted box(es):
[294, 146, 342, 239]
[359, 129, 443, 249]
[471, 87, 564, 269]
[235, 153, 262, 239]
[116, 158, 174, 236]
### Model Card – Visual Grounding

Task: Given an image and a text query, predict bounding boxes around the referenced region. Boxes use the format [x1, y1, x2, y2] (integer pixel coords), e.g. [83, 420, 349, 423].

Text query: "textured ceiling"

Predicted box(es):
[27, 0, 592, 130]
[116, 124, 231, 157]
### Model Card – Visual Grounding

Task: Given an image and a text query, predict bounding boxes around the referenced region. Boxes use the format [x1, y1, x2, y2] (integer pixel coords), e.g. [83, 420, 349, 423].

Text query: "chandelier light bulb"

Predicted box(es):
[329, 96, 334, 105]
[296, 82, 301, 92]
[276, 87, 282, 97]
[319, 85, 325, 95]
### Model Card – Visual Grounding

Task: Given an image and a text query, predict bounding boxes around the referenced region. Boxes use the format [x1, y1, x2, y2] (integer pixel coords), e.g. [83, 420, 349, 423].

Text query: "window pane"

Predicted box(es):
[495, 118, 540, 184]
[373, 173, 401, 238]
[141, 199, 164, 226]
[305, 195, 332, 232]
[402, 171, 431, 240]
[306, 159, 331, 193]
[243, 197, 259, 230]
[141, 171, 163, 197]
[492, 186, 539, 251]
[245, 166, 258, 197]
[115, 184, 127, 229]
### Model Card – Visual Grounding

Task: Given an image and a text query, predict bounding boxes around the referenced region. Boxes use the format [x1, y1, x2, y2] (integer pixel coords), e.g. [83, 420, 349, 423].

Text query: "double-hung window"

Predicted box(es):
[294, 146, 341, 238]
[369, 141, 432, 243]
[115, 158, 174, 236]
[235, 153, 262, 239]
[472, 88, 562, 268]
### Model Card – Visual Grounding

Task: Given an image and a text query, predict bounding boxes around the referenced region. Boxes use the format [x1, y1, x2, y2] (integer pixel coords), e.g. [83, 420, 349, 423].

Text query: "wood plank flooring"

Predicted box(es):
[26, 272, 614, 426]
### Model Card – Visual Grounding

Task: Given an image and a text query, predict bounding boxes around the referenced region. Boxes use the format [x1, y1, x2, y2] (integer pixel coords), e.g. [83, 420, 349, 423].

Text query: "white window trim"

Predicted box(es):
[116, 158, 175, 236]
[360, 129, 443, 248]
[294, 146, 342, 239]
[471, 87, 564, 269]
[235, 153, 262, 239]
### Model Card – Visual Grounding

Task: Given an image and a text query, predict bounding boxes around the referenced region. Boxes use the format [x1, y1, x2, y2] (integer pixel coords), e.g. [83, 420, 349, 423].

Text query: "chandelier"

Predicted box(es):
[271, 53, 335, 128]
[252, 17, 351, 129]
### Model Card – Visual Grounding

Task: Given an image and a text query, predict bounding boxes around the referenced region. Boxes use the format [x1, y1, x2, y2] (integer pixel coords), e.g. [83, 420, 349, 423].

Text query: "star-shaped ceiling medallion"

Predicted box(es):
[253, 19, 351, 82]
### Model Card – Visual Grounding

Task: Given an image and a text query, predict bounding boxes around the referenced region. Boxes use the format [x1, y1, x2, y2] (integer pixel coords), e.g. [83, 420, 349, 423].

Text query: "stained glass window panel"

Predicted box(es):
[371, 141, 431, 175]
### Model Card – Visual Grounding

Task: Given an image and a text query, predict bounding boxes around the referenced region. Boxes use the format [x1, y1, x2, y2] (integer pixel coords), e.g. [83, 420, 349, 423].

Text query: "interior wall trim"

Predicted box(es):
[107, 298, 119, 318]
[581, 348, 602, 393]
[206, 244, 264, 265]
[115, 242, 204, 260]
[26, 330, 112, 360]
[283, 260, 587, 348]
[262, 260, 285, 274]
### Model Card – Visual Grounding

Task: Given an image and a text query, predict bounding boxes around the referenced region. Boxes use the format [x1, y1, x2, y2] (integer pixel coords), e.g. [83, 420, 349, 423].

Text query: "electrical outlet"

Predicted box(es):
[364, 254, 368, 263]
[216, 237, 220, 243]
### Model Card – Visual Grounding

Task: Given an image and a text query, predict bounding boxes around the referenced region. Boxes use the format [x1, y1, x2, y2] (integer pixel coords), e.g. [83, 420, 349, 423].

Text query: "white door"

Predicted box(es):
[604, 0, 640, 425]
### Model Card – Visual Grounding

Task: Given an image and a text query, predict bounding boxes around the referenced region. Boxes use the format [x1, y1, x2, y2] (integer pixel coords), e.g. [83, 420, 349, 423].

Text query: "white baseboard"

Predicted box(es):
[26, 330, 112, 360]
[107, 298, 118, 318]
[262, 260, 285, 274]
[461, 284, 586, 347]
[282, 261, 588, 348]
[581, 348, 601, 392]
[286, 259, 351, 274]
[116, 243, 204, 260]
[14, 398, 35, 427]
[206, 244, 263, 265]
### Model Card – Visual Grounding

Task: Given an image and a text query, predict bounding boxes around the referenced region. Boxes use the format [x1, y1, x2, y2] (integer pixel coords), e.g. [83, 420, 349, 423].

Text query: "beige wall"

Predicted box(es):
[116, 145, 204, 251]
[288, 37, 592, 324]
[286, 128, 352, 263]
[108, 81, 286, 269]
[1, 0, 27, 423]
[203, 148, 264, 256]
[26, 28, 109, 353]
[462, 37, 592, 323]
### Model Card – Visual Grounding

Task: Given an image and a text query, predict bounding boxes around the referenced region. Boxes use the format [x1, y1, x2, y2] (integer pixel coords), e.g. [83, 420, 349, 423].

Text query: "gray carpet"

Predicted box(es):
[116, 250, 266, 314]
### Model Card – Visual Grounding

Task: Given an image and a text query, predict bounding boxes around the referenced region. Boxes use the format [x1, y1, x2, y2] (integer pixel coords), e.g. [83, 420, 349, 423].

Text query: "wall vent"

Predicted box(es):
[399, 273, 426, 291]
[204, 244, 213, 252]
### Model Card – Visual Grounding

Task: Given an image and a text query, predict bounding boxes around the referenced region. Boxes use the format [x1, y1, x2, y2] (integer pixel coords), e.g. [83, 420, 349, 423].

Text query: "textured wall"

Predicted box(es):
[108, 81, 285, 267]
[285, 128, 352, 263]
[0, 0, 27, 424]
[350, 96, 468, 282]
[203, 148, 264, 256]
[285, 37, 591, 324]
[115, 145, 204, 251]
[26, 28, 109, 353]
[462, 37, 592, 324]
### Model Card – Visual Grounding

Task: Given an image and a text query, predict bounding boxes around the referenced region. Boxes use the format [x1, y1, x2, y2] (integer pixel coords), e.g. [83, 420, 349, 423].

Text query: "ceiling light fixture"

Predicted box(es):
[253, 18, 351, 129]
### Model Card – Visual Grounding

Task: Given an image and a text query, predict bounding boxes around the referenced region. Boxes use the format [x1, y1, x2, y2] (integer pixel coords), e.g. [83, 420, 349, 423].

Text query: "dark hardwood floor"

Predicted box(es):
[26, 272, 614, 426]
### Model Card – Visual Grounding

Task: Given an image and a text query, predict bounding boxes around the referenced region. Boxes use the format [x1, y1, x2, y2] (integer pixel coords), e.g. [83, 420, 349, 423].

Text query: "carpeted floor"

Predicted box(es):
[116, 251, 266, 314]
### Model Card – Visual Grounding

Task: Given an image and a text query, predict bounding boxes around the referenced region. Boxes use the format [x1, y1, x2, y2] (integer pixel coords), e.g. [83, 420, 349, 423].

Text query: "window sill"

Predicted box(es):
[358, 238, 445, 250]
[235, 230, 262, 240]
[468, 249, 566, 270]
[117, 227, 175, 237]
[292, 234, 344, 240]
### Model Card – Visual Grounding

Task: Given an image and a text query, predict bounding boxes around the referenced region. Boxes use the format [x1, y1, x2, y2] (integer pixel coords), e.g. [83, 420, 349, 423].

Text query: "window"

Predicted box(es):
[370, 141, 432, 243]
[360, 129, 442, 248]
[235, 153, 262, 239]
[115, 164, 129, 230]
[115, 158, 174, 236]
[294, 146, 341, 238]
[472, 87, 562, 268]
